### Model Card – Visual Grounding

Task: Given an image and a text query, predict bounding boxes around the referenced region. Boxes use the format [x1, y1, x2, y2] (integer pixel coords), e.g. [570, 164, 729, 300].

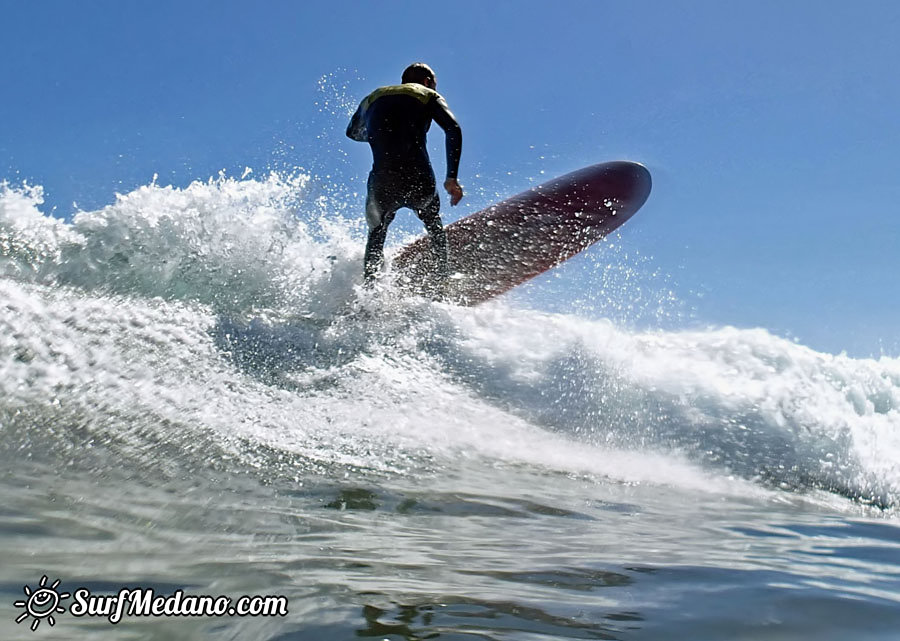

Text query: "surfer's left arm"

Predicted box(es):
[430, 96, 463, 205]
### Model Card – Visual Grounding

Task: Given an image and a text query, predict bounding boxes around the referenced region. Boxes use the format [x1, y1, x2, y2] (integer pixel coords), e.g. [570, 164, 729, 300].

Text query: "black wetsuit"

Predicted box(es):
[346, 83, 462, 282]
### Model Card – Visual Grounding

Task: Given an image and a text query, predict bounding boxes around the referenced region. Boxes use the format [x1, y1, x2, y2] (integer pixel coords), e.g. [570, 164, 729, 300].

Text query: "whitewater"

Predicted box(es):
[1, 174, 899, 640]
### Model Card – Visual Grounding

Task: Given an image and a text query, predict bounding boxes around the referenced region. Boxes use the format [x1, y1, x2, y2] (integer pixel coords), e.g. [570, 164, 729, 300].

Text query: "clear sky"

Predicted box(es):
[3, 0, 899, 357]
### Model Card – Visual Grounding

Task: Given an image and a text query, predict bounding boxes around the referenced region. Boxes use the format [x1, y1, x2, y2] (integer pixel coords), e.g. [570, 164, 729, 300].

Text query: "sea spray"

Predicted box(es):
[1, 174, 898, 510]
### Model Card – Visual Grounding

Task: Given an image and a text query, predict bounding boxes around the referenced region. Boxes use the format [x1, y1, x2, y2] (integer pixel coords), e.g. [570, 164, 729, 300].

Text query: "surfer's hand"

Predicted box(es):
[444, 178, 464, 206]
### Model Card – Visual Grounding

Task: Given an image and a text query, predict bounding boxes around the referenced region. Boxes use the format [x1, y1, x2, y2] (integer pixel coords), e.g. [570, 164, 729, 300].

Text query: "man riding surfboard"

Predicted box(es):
[346, 63, 463, 288]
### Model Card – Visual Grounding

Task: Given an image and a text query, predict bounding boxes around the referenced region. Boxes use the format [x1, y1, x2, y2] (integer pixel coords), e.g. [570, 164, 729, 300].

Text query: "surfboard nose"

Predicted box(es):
[605, 160, 652, 206]
[559, 161, 652, 218]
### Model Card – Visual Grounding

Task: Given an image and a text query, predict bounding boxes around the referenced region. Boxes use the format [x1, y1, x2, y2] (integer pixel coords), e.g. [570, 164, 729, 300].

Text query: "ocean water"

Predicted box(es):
[1, 175, 899, 640]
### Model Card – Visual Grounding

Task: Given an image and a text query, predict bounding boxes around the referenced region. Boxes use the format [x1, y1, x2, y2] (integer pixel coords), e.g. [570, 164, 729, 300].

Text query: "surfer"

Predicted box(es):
[346, 62, 463, 287]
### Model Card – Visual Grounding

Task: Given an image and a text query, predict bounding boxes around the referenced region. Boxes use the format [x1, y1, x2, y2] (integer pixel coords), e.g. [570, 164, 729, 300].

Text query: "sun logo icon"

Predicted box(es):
[13, 575, 69, 631]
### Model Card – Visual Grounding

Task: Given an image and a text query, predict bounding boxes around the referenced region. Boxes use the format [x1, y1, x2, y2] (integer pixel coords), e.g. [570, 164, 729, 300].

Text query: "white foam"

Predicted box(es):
[1, 176, 897, 507]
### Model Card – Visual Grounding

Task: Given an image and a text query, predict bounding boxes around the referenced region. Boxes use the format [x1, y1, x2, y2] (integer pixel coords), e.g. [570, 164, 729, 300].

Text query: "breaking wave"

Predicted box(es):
[1, 175, 898, 509]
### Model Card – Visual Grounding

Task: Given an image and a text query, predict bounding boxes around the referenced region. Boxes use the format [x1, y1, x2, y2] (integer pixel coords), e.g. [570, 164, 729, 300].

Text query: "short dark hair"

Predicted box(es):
[401, 63, 435, 86]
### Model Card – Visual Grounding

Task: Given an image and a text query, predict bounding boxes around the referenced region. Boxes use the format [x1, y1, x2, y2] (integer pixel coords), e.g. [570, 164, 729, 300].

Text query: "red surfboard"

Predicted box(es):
[393, 160, 652, 305]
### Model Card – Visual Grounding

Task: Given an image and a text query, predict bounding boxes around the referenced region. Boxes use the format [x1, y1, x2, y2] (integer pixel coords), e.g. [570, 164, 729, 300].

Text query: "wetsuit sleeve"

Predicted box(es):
[346, 101, 367, 142]
[430, 96, 462, 180]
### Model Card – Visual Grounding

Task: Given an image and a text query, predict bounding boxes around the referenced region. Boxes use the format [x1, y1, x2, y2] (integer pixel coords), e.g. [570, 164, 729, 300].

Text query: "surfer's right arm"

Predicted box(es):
[346, 101, 368, 142]
[430, 96, 463, 205]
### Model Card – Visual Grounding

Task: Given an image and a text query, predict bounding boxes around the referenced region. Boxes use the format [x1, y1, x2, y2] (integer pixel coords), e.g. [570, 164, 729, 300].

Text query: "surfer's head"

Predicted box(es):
[402, 63, 436, 90]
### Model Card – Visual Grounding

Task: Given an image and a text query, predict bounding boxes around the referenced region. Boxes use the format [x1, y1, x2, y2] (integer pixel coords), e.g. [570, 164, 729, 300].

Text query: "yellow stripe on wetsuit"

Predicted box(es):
[360, 83, 440, 113]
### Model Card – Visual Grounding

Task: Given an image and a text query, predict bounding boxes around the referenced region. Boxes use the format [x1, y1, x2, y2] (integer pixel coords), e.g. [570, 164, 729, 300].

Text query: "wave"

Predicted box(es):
[1, 176, 898, 509]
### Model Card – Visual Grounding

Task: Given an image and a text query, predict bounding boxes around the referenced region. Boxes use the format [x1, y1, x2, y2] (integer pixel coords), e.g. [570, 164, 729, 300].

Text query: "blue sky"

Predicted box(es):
[3, 0, 898, 357]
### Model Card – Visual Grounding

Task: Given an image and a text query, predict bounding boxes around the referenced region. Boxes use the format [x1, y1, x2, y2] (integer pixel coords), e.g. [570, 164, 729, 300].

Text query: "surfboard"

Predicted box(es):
[393, 160, 652, 305]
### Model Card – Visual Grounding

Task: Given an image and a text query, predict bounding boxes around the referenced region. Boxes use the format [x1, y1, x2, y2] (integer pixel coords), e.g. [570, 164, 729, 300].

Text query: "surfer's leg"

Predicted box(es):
[364, 177, 397, 284]
[364, 208, 397, 283]
[415, 192, 449, 280]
